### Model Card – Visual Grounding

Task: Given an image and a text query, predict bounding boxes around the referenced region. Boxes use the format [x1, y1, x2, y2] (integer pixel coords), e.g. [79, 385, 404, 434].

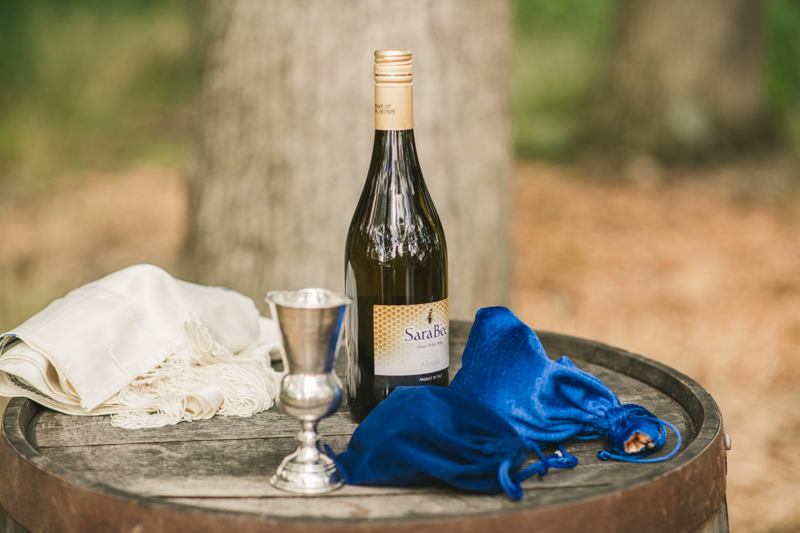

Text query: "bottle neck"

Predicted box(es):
[369, 130, 421, 176]
[360, 129, 429, 252]
[365, 130, 423, 207]
[362, 84, 425, 222]
[375, 84, 413, 131]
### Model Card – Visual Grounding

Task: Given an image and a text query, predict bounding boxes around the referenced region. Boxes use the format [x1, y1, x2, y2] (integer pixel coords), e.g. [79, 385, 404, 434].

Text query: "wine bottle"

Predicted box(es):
[344, 50, 449, 423]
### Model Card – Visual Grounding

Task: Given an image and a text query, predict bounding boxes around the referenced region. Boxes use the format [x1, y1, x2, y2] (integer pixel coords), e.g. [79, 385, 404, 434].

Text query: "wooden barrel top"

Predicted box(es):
[0, 321, 727, 533]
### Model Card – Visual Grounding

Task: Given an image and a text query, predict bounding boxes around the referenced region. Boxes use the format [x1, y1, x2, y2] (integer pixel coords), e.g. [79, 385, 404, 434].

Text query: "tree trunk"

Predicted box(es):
[181, 0, 512, 320]
[586, 0, 772, 162]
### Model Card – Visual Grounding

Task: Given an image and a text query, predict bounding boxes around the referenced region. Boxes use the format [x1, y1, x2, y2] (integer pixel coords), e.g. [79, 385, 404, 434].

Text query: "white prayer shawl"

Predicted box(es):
[0, 264, 282, 428]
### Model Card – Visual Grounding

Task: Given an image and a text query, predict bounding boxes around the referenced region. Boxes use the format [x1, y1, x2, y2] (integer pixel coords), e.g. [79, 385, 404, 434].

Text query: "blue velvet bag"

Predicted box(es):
[332, 386, 576, 499]
[449, 307, 681, 462]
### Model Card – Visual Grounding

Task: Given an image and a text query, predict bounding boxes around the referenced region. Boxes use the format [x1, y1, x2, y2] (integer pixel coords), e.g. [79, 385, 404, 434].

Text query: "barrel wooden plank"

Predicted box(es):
[0, 323, 727, 533]
[28, 359, 690, 448]
[27, 410, 357, 448]
[33, 430, 682, 499]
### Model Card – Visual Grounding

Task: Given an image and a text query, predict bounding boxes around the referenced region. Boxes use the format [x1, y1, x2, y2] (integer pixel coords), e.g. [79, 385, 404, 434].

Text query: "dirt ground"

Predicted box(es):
[514, 160, 800, 532]
[1, 160, 800, 531]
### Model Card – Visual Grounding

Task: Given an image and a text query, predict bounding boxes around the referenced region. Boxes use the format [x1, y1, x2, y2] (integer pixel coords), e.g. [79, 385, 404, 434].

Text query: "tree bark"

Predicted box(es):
[181, 0, 512, 320]
[586, 0, 772, 162]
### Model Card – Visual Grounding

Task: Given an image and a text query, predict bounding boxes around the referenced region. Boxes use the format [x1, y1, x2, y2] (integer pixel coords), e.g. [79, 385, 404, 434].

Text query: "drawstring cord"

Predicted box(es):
[597, 418, 682, 463]
[596, 404, 682, 463]
[498, 442, 579, 500]
[500, 405, 683, 497]
[497, 460, 522, 500]
[514, 442, 579, 481]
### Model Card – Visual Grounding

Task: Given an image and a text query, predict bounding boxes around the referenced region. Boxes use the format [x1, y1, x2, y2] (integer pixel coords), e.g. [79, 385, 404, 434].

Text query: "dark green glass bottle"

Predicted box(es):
[344, 50, 449, 423]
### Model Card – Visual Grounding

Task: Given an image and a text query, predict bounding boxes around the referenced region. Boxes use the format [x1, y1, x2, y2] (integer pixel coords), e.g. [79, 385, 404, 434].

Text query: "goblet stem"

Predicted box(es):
[295, 420, 323, 464]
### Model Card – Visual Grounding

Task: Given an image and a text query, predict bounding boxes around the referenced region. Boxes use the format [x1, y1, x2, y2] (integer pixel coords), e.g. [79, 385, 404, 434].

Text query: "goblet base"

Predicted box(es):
[270, 450, 344, 494]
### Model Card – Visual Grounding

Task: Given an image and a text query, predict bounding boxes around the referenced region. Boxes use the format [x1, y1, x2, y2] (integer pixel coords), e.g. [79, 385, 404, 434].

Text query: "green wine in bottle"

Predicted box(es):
[344, 50, 449, 423]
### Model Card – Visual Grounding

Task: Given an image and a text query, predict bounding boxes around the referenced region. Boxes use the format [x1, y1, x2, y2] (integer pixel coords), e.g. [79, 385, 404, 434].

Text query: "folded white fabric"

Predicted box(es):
[0, 264, 282, 428]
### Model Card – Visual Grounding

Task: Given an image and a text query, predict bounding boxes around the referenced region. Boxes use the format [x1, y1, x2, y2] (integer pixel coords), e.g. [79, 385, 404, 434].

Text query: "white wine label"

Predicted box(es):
[373, 299, 449, 386]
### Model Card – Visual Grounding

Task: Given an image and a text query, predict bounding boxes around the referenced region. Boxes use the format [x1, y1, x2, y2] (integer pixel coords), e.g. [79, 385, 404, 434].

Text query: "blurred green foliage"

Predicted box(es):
[765, 0, 800, 152]
[0, 0, 797, 187]
[513, 0, 800, 159]
[0, 0, 200, 195]
[512, 0, 615, 160]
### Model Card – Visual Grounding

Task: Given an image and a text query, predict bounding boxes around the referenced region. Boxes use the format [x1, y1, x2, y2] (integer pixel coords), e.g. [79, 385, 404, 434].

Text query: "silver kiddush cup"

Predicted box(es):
[265, 288, 351, 494]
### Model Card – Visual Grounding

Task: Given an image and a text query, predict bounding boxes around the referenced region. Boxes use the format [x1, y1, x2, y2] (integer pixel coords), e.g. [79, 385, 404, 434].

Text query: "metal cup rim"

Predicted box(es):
[265, 288, 352, 309]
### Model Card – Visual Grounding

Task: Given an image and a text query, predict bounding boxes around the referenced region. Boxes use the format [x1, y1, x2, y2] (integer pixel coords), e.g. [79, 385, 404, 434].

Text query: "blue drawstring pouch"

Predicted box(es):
[449, 307, 681, 463]
[331, 386, 575, 499]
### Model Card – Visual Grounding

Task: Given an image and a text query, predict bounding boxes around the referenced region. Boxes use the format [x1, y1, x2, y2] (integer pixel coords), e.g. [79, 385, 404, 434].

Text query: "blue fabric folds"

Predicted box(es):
[449, 307, 680, 462]
[333, 306, 680, 500]
[333, 386, 565, 499]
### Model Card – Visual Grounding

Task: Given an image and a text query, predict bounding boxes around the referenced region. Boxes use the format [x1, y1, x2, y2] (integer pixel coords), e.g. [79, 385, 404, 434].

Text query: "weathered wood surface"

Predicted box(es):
[0, 322, 727, 533]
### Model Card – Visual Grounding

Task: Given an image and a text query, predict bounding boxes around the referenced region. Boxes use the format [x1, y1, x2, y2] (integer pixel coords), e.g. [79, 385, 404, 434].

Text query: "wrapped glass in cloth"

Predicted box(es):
[332, 386, 576, 499]
[449, 307, 681, 463]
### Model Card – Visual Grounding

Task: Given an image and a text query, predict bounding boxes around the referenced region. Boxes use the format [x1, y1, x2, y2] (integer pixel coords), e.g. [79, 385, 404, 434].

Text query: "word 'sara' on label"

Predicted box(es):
[404, 323, 448, 342]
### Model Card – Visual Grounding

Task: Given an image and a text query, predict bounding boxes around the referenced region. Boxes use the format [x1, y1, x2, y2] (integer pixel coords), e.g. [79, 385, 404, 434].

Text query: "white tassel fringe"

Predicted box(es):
[110, 320, 282, 429]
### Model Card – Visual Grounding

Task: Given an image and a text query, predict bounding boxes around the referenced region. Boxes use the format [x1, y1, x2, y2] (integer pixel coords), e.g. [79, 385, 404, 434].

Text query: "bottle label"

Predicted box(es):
[375, 85, 413, 131]
[373, 299, 449, 387]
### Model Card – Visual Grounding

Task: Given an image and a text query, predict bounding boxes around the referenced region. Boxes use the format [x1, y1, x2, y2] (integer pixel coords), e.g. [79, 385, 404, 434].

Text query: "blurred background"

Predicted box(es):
[1, 1, 799, 530]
